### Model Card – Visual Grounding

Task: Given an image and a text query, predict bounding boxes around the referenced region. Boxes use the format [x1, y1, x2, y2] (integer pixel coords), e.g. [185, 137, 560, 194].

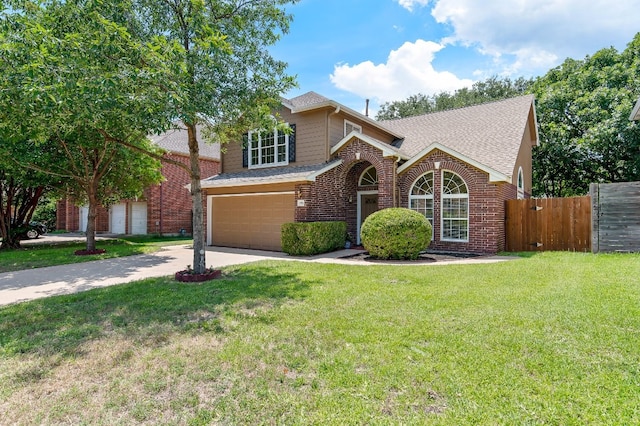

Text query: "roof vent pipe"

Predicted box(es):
[365, 99, 370, 117]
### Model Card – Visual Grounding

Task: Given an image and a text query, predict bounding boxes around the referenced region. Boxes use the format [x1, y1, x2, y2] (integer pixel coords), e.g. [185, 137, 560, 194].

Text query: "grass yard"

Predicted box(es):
[0, 235, 193, 273]
[1, 252, 639, 424]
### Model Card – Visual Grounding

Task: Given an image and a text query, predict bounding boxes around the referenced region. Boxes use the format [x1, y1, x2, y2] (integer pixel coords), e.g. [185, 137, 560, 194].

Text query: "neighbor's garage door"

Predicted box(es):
[130, 202, 148, 235]
[211, 192, 294, 251]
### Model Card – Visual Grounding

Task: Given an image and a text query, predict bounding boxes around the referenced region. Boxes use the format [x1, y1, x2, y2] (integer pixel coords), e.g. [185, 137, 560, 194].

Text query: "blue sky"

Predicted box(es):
[270, 0, 639, 115]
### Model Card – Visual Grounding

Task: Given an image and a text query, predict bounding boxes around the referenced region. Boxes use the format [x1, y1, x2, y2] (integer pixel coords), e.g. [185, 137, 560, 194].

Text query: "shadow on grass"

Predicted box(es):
[0, 262, 312, 360]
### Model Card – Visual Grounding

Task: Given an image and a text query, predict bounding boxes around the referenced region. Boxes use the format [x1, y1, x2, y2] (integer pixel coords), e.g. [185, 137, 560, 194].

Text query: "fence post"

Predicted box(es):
[590, 183, 599, 254]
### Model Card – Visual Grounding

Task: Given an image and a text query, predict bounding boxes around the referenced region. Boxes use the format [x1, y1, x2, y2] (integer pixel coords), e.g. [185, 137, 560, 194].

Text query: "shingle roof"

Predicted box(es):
[288, 91, 331, 109]
[149, 124, 220, 160]
[201, 160, 342, 188]
[381, 95, 536, 178]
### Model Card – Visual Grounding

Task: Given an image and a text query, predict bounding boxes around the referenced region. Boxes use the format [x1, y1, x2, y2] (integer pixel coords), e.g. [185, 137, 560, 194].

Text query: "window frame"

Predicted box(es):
[359, 166, 378, 186]
[441, 170, 469, 243]
[344, 119, 362, 136]
[247, 126, 290, 169]
[517, 167, 525, 199]
[408, 171, 435, 239]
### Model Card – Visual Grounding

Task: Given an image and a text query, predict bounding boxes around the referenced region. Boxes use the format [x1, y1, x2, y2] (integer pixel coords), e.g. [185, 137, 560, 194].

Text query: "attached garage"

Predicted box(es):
[210, 192, 295, 251]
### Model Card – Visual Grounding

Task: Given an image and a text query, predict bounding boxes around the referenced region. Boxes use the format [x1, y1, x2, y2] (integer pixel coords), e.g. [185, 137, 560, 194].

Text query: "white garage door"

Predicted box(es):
[110, 203, 126, 234]
[130, 202, 147, 234]
[211, 192, 294, 251]
[79, 206, 89, 232]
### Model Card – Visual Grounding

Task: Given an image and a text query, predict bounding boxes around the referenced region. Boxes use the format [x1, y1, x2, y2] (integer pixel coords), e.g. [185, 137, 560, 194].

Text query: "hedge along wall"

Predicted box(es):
[281, 221, 347, 256]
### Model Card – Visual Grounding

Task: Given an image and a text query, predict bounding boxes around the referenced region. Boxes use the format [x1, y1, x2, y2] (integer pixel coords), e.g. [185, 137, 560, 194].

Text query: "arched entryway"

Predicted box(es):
[345, 162, 379, 244]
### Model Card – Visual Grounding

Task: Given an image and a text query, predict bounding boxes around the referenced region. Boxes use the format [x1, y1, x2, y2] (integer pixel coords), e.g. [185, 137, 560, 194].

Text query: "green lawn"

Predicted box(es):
[0, 235, 193, 273]
[1, 252, 639, 424]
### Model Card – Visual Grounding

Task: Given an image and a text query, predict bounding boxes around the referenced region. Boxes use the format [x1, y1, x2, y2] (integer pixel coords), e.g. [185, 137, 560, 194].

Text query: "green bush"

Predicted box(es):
[281, 221, 347, 256]
[361, 208, 432, 260]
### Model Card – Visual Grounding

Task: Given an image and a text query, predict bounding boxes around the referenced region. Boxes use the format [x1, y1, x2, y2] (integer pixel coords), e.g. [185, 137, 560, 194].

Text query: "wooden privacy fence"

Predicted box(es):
[505, 196, 591, 252]
[591, 181, 640, 253]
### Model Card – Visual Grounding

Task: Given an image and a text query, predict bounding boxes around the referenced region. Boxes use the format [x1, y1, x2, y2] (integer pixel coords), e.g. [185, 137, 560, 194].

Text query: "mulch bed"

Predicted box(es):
[343, 251, 481, 264]
[74, 249, 107, 256]
[175, 269, 222, 282]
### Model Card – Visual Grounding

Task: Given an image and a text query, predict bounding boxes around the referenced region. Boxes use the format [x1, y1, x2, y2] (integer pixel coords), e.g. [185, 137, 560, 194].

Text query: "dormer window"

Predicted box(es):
[344, 120, 362, 136]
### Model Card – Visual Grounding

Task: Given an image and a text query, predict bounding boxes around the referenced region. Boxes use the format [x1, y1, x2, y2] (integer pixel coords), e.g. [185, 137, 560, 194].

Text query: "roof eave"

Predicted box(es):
[397, 143, 511, 184]
[200, 160, 343, 189]
[290, 100, 405, 140]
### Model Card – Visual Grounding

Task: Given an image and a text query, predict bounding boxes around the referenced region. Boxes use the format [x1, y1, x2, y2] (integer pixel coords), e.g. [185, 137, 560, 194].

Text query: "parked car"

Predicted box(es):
[13, 221, 48, 240]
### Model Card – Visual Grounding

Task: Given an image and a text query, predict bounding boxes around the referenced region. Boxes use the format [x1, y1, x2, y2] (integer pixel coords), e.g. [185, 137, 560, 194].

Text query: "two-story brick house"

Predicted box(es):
[202, 92, 538, 254]
[57, 125, 220, 235]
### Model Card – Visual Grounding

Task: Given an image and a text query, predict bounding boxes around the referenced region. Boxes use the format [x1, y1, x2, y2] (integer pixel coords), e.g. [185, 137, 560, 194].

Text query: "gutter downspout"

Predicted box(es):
[327, 106, 341, 160]
[393, 154, 402, 207]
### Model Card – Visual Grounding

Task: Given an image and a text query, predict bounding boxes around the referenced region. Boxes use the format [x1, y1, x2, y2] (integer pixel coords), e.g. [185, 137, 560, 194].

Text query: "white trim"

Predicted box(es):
[408, 172, 435, 240]
[356, 190, 378, 245]
[517, 167, 525, 199]
[630, 96, 640, 121]
[289, 99, 405, 140]
[201, 160, 343, 189]
[331, 131, 409, 160]
[206, 195, 213, 245]
[247, 127, 289, 169]
[211, 191, 295, 198]
[344, 119, 362, 136]
[440, 170, 469, 243]
[305, 160, 343, 182]
[397, 142, 511, 183]
[359, 165, 378, 186]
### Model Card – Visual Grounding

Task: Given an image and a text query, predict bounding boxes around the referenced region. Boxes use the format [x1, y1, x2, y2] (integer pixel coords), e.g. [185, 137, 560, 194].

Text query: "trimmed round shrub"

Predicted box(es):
[360, 208, 432, 260]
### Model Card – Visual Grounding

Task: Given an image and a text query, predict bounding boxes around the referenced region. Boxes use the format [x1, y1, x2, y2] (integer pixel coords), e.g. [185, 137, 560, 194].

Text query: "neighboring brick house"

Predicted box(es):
[56, 125, 220, 235]
[201, 92, 538, 254]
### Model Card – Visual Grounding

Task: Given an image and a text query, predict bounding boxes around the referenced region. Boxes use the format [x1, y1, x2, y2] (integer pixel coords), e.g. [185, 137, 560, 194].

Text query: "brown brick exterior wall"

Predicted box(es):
[397, 150, 514, 254]
[294, 138, 398, 239]
[291, 143, 517, 255]
[56, 154, 219, 235]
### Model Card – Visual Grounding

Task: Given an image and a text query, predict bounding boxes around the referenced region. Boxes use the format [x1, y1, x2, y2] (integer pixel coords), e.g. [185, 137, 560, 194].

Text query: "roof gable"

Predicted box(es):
[331, 131, 409, 160]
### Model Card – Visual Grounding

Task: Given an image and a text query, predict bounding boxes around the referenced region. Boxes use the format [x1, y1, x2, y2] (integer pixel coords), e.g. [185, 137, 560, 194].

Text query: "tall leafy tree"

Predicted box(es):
[115, 0, 298, 273]
[1, 1, 174, 251]
[0, 142, 59, 250]
[376, 76, 533, 120]
[531, 34, 640, 196]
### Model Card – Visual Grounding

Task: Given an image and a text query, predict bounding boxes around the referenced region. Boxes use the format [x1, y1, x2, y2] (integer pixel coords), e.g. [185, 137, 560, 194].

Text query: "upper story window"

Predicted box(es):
[359, 166, 378, 186]
[242, 124, 296, 169]
[344, 120, 362, 136]
[517, 167, 524, 199]
[441, 171, 469, 242]
[409, 172, 434, 232]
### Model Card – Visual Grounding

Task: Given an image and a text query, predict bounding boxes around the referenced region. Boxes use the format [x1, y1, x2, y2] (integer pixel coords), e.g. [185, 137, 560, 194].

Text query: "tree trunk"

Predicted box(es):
[85, 182, 99, 252]
[187, 123, 207, 274]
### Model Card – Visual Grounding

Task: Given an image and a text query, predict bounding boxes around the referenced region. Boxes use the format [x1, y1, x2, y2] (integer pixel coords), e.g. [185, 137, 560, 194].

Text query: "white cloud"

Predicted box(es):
[330, 40, 473, 104]
[396, 0, 431, 12]
[431, 0, 639, 74]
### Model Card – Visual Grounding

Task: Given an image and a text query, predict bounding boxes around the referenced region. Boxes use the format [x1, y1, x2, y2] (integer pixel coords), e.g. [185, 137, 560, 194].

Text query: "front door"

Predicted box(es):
[357, 192, 378, 244]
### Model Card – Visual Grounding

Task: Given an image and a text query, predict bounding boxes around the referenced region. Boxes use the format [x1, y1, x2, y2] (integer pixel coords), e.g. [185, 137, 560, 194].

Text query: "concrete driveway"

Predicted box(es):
[0, 243, 292, 306]
[1, 234, 515, 306]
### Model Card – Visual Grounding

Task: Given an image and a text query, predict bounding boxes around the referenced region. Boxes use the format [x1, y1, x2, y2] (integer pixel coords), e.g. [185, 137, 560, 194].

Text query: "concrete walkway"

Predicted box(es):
[0, 238, 515, 306]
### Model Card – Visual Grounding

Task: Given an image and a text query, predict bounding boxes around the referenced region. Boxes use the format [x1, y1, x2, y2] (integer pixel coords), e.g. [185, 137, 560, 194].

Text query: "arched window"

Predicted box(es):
[409, 172, 434, 231]
[359, 166, 378, 186]
[517, 167, 524, 199]
[441, 171, 468, 242]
